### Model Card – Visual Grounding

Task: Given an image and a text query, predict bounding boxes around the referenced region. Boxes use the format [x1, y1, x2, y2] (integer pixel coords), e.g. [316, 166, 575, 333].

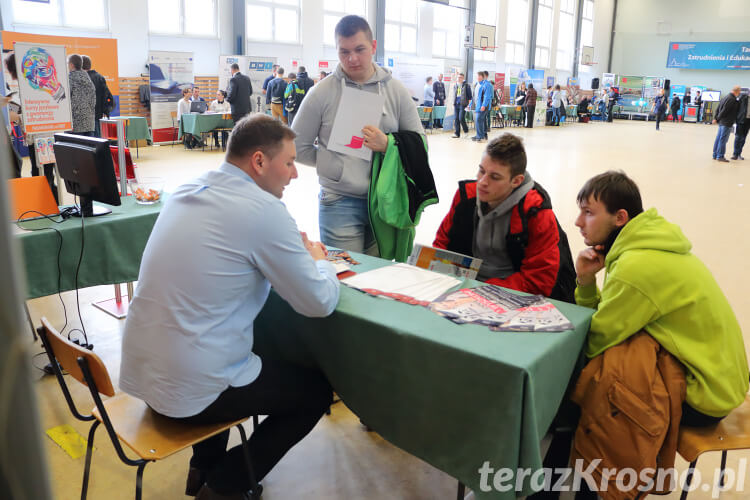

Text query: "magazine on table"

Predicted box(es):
[407, 244, 482, 280]
[429, 285, 574, 332]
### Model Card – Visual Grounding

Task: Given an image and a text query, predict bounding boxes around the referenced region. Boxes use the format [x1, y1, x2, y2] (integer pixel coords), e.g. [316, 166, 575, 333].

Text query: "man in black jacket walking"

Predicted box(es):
[296, 66, 314, 96]
[713, 85, 741, 162]
[227, 63, 253, 125]
[451, 73, 472, 138]
[82, 55, 112, 137]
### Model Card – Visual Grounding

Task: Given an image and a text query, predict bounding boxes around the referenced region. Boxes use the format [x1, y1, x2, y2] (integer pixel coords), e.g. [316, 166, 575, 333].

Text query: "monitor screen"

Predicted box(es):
[190, 101, 207, 113]
[53, 133, 121, 217]
[702, 91, 721, 102]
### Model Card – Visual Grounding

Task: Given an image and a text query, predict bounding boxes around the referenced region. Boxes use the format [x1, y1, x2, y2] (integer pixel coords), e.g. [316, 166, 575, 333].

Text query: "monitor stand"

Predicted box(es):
[70, 196, 112, 217]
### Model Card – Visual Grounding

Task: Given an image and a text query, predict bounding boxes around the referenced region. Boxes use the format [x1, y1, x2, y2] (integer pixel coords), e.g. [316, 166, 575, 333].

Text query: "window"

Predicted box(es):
[505, 0, 528, 65]
[323, 0, 367, 46]
[556, 0, 576, 71]
[11, 0, 108, 29]
[148, 0, 218, 36]
[384, 0, 418, 54]
[579, 0, 594, 69]
[534, 0, 552, 68]
[432, 4, 462, 58]
[246, 0, 300, 43]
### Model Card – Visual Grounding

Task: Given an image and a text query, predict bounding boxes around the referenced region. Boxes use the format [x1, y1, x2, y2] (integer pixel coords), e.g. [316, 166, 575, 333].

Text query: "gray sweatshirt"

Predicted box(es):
[292, 63, 424, 198]
[474, 173, 534, 282]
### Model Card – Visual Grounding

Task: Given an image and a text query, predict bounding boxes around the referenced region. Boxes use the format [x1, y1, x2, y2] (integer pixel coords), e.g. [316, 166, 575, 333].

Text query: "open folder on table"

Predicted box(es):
[341, 263, 462, 305]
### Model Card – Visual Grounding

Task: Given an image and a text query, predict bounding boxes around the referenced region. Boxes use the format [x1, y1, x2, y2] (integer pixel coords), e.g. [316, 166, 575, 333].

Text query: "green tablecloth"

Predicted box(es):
[110, 116, 151, 142]
[179, 113, 234, 139]
[254, 254, 594, 499]
[15, 196, 162, 299]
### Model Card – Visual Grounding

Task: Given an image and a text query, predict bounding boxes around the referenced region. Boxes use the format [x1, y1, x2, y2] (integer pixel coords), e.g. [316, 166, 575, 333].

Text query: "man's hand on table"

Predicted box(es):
[301, 232, 328, 261]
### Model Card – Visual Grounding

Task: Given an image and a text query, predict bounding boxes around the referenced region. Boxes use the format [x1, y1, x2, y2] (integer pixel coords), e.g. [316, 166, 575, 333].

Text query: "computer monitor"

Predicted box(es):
[190, 100, 208, 113]
[53, 133, 121, 217]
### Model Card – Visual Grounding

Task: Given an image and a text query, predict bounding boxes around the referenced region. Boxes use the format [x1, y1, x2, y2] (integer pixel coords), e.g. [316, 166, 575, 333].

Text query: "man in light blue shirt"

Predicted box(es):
[120, 115, 340, 500]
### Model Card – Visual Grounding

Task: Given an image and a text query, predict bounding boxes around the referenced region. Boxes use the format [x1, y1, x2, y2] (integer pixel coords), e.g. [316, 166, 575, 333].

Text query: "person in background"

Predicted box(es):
[670, 94, 681, 123]
[433, 73, 446, 128]
[209, 90, 230, 150]
[267, 67, 287, 124]
[551, 84, 564, 126]
[191, 86, 205, 102]
[319, 71, 327, 82]
[694, 90, 703, 123]
[472, 71, 492, 142]
[178, 87, 200, 149]
[67, 54, 96, 136]
[451, 73, 472, 139]
[731, 91, 749, 161]
[483, 71, 493, 133]
[577, 95, 591, 121]
[712, 86, 741, 162]
[515, 82, 527, 127]
[296, 66, 314, 96]
[284, 72, 305, 127]
[262, 64, 279, 113]
[524, 83, 537, 128]
[423, 76, 435, 107]
[227, 63, 253, 125]
[606, 86, 617, 122]
[653, 89, 668, 131]
[81, 55, 112, 138]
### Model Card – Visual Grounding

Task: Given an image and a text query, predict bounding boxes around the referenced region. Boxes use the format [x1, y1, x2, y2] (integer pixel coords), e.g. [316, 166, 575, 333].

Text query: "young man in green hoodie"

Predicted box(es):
[575, 171, 748, 424]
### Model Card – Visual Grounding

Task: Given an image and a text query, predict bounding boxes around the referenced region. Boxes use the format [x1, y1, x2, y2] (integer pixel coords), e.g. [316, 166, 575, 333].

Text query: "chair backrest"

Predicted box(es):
[416, 107, 431, 120]
[170, 111, 177, 119]
[39, 317, 115, 397]
[7, 176, 60, 221]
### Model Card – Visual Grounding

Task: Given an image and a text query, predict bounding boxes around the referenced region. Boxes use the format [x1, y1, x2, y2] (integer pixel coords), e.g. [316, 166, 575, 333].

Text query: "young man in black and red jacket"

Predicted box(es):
[433, 133, 576, 302]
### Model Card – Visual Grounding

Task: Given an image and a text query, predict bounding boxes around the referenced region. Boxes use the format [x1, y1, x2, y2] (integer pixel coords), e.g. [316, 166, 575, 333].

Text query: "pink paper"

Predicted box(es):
[345, 136, 364, 149]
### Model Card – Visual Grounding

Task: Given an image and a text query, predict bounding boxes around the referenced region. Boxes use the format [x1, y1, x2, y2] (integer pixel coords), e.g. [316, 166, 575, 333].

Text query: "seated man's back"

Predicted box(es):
[434, 133, 576, 302]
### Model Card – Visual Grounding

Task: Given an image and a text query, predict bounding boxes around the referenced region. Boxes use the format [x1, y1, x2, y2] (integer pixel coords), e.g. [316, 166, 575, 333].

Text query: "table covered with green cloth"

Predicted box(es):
[178, 113, 234, 139]
[108, 116, 152, 142]
[254, 253, 593, 499]
[15, 196, 163, 299]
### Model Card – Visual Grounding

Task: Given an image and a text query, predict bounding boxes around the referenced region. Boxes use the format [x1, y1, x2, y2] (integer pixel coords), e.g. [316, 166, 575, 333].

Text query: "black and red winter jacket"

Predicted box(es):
[434, 180, 576, 303]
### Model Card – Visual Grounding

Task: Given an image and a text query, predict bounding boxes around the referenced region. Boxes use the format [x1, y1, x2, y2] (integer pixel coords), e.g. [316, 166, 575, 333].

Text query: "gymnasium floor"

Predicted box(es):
[25, 116, 750, 499]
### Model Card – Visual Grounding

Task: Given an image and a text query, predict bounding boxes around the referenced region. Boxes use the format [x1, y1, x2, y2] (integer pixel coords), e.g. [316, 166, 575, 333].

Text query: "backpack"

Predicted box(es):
[103, 85, 115, 117]
[285, 82, 304, 113]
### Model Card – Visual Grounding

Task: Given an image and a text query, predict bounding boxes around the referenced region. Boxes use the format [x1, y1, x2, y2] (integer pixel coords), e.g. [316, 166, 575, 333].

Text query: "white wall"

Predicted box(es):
[0, 0, 233, 77]
[610, 0, 750, 92]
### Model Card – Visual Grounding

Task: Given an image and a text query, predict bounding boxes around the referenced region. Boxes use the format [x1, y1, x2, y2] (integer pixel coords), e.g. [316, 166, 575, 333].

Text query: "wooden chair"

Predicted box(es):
[677, 394, 750, 499]
[37, 317, 261, 500]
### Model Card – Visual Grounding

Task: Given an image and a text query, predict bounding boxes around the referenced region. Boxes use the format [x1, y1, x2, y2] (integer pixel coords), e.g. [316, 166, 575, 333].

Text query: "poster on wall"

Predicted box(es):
[508, 67, 520, 105]
[317, 60, 337, 78]
[247, 56, 276, 99]
[494, 72, 505, 105]
[2, 31, 120, 116]
[602, 73, 616, 88]
[14, 42, 72, 134]
[149, 50, 193, 141]
[667, 42, 750, 70]
[389, 58, 444, 104]
[218, 55, 243, 93]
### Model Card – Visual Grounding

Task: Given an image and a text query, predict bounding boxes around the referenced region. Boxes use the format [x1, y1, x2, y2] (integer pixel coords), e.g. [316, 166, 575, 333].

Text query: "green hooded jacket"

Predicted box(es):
[575, 208, 749, 417]
[369, 134, 437, 262]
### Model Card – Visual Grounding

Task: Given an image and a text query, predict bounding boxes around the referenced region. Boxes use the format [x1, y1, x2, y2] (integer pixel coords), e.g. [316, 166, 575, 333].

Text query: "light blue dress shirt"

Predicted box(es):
[119, 162, 340, 418]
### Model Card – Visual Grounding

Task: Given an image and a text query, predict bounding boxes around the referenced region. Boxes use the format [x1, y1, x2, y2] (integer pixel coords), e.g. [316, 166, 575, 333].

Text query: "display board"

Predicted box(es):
[14, 42, 72, 134]
[618, 75, 644, 100]
[218, 54, 242, 93]
[702, 91, 721, 102]
[389, 58, 444, 103]
[149, 50, 193, 140]
[643, 76, 664, 99]
[2, 31, 120, 116]
[602, 73, 616, 88]
[667, 41, 750, 70]
[317, 59, 337, 78]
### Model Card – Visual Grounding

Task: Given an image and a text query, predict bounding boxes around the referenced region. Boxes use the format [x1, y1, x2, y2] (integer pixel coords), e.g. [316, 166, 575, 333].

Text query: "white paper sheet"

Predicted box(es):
[327, 80, 386, 161]
[341, 263, 461, 302]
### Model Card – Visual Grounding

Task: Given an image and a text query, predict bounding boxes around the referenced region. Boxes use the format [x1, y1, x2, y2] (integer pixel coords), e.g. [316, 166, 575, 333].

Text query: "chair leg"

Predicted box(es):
[719, 450, 728, 487]
[680, 459, 698, 500]
[81, 420, 101, 500]
[456, 481, 465, 500]
[135, 462, 147, 500]
[236, 424, 261, 499]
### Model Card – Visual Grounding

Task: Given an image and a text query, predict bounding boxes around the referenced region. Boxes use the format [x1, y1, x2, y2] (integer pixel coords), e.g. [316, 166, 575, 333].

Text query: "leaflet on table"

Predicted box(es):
[340, 263, 461, 304]
[407, 244, 482, 280]
[429, 285, 574, 332]
[326, 250, 360, 274]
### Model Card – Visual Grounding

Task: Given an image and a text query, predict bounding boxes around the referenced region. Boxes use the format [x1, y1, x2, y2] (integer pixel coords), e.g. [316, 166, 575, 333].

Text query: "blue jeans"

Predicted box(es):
[318, 191, 378, 255]
[552, 106, 561, 125]
[713, 125, 732, 159]
[475, 109, 488, 139]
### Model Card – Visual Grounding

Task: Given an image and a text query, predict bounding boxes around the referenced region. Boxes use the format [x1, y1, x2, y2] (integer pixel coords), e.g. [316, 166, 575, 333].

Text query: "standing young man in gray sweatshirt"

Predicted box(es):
[292, 15, 423, 255]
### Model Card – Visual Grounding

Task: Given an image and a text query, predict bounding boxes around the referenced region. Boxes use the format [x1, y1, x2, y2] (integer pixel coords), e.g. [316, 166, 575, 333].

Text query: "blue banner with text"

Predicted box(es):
[667, 42, 750, 70]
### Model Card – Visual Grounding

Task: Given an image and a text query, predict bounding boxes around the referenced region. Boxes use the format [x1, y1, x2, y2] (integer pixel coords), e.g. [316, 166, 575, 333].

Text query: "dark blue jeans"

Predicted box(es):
[713, 125, 732, 159]
[733, 122, 749, 157]
[454, 105, 468, 135]
[475, 109, 489, 139]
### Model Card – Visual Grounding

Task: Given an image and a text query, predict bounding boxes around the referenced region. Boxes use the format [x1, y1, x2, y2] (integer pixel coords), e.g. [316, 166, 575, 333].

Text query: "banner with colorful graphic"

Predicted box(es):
[2, 31, 119, 116]
[149, 50, 193, 139]
[667, 42, 750, 70]
[14, 42, 72, 134]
